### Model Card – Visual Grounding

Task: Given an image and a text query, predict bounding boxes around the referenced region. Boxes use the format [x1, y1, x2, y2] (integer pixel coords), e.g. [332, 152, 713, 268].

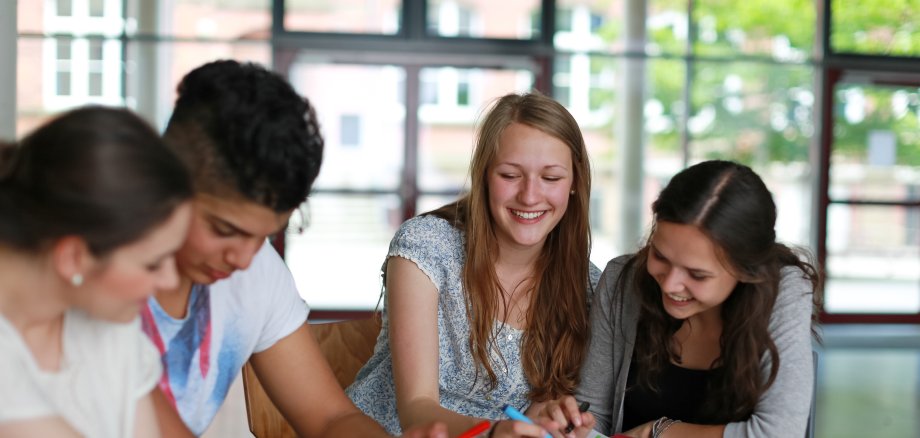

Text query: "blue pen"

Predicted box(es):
[502, 404, 551, 438]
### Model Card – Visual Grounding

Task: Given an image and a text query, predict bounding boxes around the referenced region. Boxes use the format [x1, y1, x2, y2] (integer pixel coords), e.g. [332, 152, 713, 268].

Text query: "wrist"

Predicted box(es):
[487, 420, 502, 438]
[651, 417, 682, 438]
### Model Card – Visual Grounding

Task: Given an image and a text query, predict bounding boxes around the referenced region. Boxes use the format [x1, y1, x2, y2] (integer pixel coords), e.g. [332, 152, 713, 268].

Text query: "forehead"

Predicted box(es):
[194, 193, 292, 236]
[651, 221, 725, 270]
[493, 123, 572, 165]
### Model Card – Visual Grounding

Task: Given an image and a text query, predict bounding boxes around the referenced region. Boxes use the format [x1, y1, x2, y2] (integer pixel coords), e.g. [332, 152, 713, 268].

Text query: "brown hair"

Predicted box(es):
[428, 92, 592, 401]
[0, 106, 192, 255]
[623, 160, 821, 422]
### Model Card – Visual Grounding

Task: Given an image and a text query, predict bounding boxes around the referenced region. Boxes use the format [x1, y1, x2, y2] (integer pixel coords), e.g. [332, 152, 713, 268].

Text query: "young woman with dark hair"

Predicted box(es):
[347, 92, 601, 438]
[0, 106, 194, 437]
[542, 160, 821, 438]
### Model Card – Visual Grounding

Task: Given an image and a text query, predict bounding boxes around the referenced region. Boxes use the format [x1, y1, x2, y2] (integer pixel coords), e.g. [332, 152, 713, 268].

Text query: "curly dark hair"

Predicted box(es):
[624, 160, 821, 423]
[163, 60, 323, 211]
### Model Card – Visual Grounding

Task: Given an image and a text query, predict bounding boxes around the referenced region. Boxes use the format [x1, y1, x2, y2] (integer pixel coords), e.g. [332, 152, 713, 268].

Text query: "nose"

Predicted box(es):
[660, 268, 685, 293]
[225, 239, 260, 271]
[517, 176, 540, 205]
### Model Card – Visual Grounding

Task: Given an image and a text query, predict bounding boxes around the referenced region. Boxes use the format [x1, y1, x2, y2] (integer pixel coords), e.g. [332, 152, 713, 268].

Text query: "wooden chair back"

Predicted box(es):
[242, 318, 381, 438]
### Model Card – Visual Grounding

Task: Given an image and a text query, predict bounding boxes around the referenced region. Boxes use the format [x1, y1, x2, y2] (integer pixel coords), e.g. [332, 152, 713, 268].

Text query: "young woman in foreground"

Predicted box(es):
[0, 107, 193, 437]
[544, 160, 821, 438]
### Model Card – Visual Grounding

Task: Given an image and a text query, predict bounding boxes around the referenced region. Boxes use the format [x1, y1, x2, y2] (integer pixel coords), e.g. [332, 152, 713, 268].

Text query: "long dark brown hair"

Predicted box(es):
[427, 92, 592, 401]
[0, 106, 192, 256]
[623, 160, 821, 422]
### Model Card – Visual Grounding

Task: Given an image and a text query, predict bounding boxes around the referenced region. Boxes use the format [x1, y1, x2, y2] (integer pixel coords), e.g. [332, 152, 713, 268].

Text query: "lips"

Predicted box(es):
[665, 293, 694, 306]
[205, 267, 231, 281]
[510, 209, 547, 223]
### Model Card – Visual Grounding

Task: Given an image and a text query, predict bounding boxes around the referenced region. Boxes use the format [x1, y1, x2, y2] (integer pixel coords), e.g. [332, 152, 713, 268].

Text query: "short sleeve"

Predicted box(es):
[386, 215, 463, 292]
[248, 242, 310, 353]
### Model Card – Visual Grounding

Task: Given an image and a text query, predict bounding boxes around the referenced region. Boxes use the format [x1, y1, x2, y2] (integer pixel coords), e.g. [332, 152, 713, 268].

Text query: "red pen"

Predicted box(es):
[457, 420, 491, 438]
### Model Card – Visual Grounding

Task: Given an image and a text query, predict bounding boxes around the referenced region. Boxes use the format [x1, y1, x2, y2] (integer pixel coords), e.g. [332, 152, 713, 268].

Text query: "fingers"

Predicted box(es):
[500, 418, 555, 438]
[579, 412, 595, 430]
[539, 396, 582, 437]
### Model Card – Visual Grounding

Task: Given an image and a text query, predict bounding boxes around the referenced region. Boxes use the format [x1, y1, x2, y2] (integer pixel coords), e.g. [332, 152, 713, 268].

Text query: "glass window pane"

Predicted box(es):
[831, 83, 920, 203]
[648, 0, 688, 56]
[124, 40, 271, 130]
[56, 0, 72, 16]
[286, 194, 401, 310]
[56, 71, 71, 96]
[88, 72, 103, 96]
[126, 0, 271, 40]
[284, 0, 400, 35]
[688, 61, 815, 246]
[287, 62, 404, 191]
[339, 114, 361, 147]
[555, 0, 619, 51]
[89, 0, 105, 17]
[694, 0, 813, 60]
[56, 39, 71, 60]
[418, 67, 533, 193]
[825, 204, 920, 314]
[428, 0, 539, 39]
[831, 0, 920, 57]
[88, 39, 103, 61]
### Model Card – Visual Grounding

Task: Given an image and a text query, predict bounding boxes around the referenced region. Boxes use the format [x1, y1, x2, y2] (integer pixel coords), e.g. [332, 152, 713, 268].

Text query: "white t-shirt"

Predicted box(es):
[142, 241, 309, 436]
[0, 310, 161, 438]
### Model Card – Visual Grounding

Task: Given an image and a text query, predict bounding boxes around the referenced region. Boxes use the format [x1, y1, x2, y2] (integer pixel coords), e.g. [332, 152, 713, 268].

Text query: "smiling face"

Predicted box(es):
[175, 193, 292, 286]
[487, 122, 573, 254]
[646, 220, 740, 324]
[76, 202, 192, 322]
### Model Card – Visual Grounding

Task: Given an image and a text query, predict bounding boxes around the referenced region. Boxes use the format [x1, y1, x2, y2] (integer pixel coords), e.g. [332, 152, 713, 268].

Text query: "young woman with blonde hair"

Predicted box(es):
[348, 92, 601, 438]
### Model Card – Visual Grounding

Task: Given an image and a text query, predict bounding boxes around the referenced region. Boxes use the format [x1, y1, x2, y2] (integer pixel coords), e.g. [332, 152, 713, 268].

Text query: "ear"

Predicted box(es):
[51, 236, 94, 286]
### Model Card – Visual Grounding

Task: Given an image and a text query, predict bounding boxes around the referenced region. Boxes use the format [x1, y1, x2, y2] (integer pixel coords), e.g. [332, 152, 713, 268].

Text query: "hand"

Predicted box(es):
[620, 420, 654, 438]
[400, 421, 449, 438]
[490, 418, 559, 438]
[531, 396, 596, 438]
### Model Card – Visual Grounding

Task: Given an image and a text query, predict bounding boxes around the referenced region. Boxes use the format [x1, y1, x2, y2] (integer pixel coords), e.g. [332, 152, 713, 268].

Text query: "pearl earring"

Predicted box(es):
[570, 190, 575, 195]
[71, 273, 83, 287]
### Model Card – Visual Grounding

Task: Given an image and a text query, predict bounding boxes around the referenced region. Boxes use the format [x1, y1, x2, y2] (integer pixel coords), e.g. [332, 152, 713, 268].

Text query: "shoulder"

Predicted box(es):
[775, 265, 816, 307]
[215, 241, 296, 296]
[389, 215, 464, 258]
[588, 261, 602, 289]
[68, 312, 150, 351]
[395, 215, 461, 243]
[598, 255, 637, 290]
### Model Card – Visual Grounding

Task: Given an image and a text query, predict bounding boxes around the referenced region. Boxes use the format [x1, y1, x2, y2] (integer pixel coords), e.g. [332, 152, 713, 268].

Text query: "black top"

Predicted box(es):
[621, 353, 720, 431]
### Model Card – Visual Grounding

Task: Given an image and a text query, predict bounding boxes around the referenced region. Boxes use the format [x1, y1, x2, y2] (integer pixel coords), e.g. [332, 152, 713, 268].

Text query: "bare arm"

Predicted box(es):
[133, 391, 162, 438]
[150, 387, 193, 437]
[250, 323, 395, 437]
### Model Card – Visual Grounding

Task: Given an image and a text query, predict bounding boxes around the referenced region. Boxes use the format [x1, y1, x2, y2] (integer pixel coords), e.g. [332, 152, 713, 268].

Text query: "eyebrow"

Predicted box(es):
[208, 214, 288, 238]
[495, 162, 570, 171]
[650, 243, 715, 276]
[208, 214, 255, 238]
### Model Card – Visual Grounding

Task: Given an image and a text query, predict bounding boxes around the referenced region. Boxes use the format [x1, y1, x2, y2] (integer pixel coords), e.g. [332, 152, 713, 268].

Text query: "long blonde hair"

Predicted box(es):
[428, 92, 592, 400]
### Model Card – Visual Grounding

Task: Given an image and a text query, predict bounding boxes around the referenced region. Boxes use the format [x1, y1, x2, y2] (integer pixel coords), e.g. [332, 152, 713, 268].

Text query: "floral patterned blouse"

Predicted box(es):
[346, 215, 601, 434]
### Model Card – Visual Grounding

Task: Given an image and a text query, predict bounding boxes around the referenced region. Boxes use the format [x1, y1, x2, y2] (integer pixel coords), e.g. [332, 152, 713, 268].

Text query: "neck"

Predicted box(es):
[0, 248, 69, 371]
[0, 248, 69, 332]
[153, 273, 195, 318]
[496, 241, 542, 271]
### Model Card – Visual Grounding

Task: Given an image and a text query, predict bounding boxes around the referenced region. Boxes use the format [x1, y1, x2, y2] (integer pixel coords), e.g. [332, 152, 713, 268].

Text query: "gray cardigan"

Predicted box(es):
[576, 256, 815, 437]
